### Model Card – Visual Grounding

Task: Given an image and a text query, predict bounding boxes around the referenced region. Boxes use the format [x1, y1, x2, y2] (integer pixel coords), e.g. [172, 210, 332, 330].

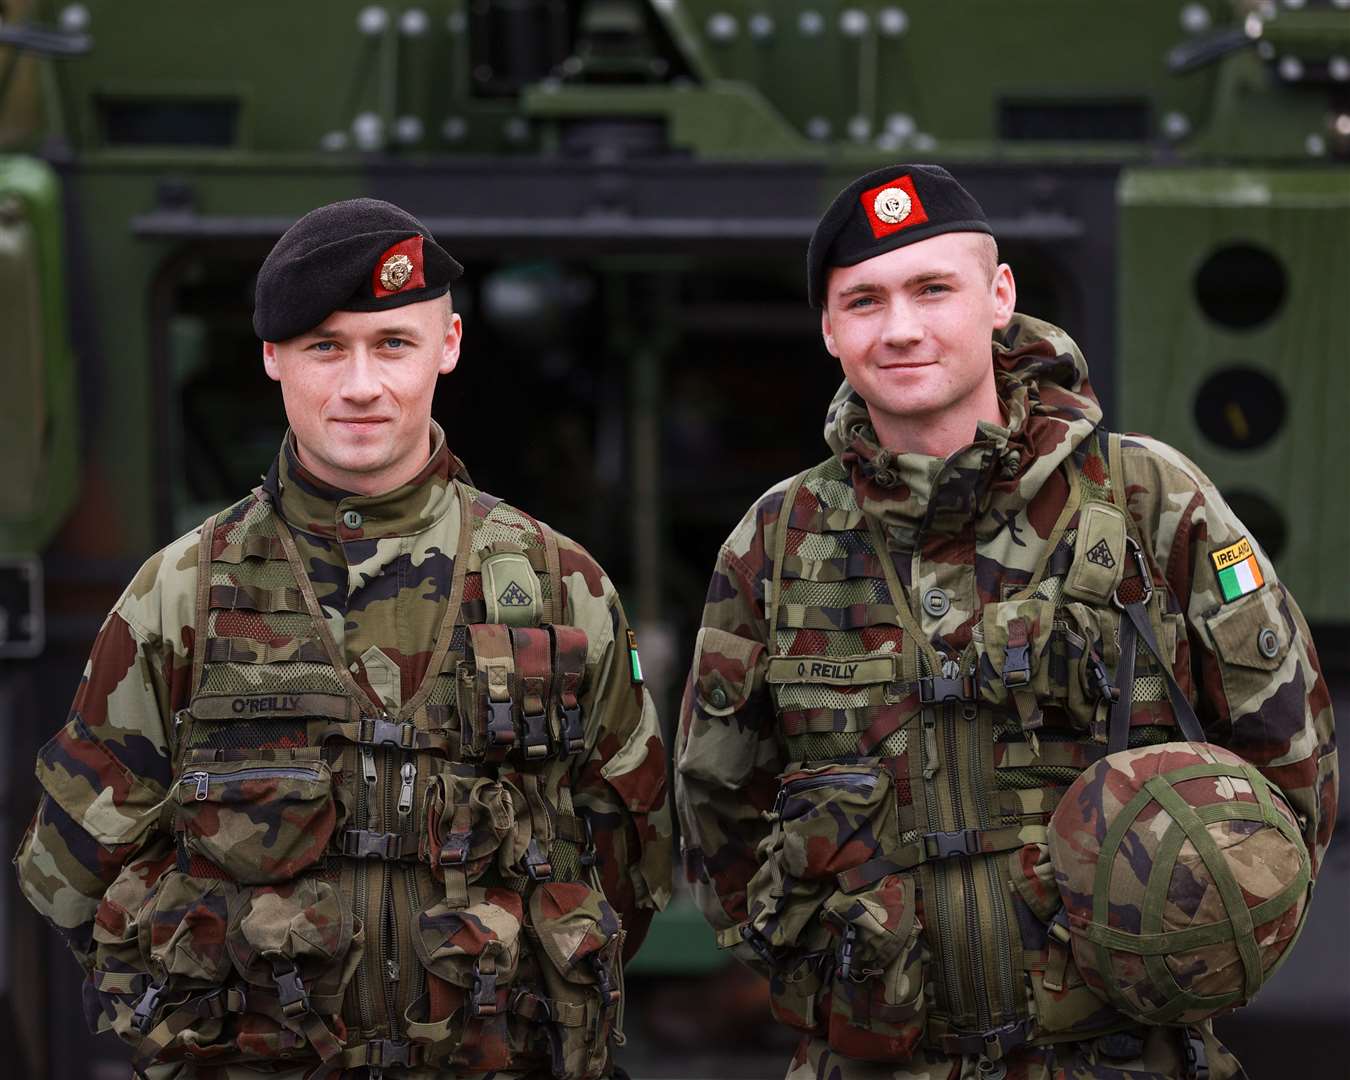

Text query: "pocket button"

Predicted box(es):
[922, 588, 950, 617]
[1257, 627, 1280, 659]
[709, 687, 728, 709]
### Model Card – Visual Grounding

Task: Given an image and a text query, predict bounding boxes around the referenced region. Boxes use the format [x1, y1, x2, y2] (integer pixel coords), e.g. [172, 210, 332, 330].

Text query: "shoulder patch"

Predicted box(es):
[1210, 537, 1264, 602]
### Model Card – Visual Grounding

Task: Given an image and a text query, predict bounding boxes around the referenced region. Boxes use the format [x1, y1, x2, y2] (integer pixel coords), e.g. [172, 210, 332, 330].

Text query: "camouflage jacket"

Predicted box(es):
[674, 314, 1335, 1070]
[15, 423, 672, 1075]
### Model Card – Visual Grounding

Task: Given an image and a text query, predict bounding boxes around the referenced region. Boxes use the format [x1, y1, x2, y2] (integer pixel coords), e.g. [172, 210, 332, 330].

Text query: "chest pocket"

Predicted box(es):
[766, 653, 905, 751]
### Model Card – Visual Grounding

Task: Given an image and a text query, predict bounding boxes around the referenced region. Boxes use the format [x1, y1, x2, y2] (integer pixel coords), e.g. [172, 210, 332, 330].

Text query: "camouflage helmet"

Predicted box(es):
[1047, 741, 1311, 1025]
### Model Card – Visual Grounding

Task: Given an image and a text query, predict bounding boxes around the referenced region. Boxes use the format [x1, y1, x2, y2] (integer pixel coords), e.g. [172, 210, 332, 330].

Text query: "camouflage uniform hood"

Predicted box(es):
[823, 314, 1103, 544]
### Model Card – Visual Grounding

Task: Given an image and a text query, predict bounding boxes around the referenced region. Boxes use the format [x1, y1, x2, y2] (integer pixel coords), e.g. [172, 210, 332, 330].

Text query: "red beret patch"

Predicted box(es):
[372, 234, 426, 297]
[858, 175, 929, 241]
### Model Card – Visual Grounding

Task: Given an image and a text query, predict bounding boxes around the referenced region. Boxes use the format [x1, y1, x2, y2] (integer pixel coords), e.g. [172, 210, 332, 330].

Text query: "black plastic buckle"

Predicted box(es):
[739, 924, 776, 966]
[521, 708, 550, 760]
[838, 923, 858, 981]
[369, 1038, 417, 1068]
[924, 829, 980, 859]
[1002, 642, 1031, 688]
[130, 982, 165, 1034]
[560, 703, 585, 755]
[523, 839, 554, 882]
[343, 829, 401, 860]
[919, 674, 978, 720]
[486, 700, 516, 748]
[438, 834, 470, 867]
[1112, 538, 1154, 611]
[578, 814, 597, 869]
[471, 968, 499, 1017]
[365, 716, 411, 748]
[592, 956, 620, 1007]
[1183, 1029, 1209, 1080]
[1087, 652, 1119, 703]
[273, 963, 309, 1019]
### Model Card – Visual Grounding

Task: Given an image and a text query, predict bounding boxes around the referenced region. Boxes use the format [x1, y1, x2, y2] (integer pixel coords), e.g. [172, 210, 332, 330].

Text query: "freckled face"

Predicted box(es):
[262, 297, 460, 493]
[821, 232, 1016, 424]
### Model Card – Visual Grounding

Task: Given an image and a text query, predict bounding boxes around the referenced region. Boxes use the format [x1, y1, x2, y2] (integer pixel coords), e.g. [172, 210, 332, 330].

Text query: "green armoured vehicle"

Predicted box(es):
[2, 2, 1346, 1075]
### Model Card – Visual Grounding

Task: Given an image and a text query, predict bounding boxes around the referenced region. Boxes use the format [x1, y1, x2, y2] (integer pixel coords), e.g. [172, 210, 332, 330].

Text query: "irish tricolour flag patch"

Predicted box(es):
[1211, 537, 1264, 602]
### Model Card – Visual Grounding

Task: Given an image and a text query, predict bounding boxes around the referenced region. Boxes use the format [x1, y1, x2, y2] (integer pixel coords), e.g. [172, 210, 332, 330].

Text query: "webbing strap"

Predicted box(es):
[865, 514, 944, 673]
[319, 717, 451, 753]
[836, 824, 1047, 892]
[549, 624, 588, 755]
[204, 636, 330, 664]
[207, 583, 307, 614]
[766, 470, 808, 650]
[469, 623, 517, 760]
[1109, 586, 1205, 753]
[511, 626, 554, 760]
[130, 986, 248, 1071]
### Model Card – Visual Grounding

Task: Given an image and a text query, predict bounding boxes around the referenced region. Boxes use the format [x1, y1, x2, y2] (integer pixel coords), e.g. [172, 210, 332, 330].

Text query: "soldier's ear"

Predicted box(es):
[991, 264, 1017, 329]
[438, 311, 463, 376]
[262, 341, 282, 382]
[821, 310, 840, 358]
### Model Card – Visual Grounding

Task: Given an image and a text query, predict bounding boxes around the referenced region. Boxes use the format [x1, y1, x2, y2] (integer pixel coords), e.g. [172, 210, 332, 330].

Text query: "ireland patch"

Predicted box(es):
[626, 629, 644, 685]
[1211, 537, 1264, 602]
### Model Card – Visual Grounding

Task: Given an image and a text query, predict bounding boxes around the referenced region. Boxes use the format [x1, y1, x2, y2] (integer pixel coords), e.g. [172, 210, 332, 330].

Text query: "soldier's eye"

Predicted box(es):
[310, 341, 339, 353]
[383, 338, 407, 349]
[847, 296, 877, 310]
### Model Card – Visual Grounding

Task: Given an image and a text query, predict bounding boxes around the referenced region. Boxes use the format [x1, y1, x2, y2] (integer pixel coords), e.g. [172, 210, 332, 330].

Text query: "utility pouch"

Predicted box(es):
[1059, 603, 1122, 740]
[424, 767, 528, 908]
[406, 885, 525, 1072]
[1008, 841, 1122, 1038]
[90, 843, 175, 1040]
[821, 872, 928, 1062]
[510, 627, 555, 761]
[548, 625, 589, 756]
[740, 762, 900, 956]
[976, 600, 1057, 734]
[225, 877, 362, 1060]
[459, 625, 519, 762]
[171, 752, 335, 883]
[527, 882, 626, 1080]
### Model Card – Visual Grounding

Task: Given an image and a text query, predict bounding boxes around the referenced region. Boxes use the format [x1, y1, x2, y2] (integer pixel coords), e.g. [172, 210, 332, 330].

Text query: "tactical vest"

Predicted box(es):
[89, 480, 624, 1079]
[709, 430, 1190, 1068]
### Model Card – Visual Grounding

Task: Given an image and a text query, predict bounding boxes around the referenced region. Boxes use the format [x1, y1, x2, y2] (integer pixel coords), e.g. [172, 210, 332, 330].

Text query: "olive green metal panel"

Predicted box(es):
[0, 154, 77, 556]
[1118, 168, 1350, 624]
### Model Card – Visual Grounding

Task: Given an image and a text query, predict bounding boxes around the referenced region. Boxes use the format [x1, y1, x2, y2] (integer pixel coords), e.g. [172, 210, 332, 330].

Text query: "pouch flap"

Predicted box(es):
[140, 872, 233, 984]
[1062, 503, 1128, 604]
[413, 886, 523, 987]
[820, 872, 915, 966]
[766, 654, 898, 687]
[691, 626, 764, 717]
[228, 877, 355, 981]
[527, 882, 622, 983]
[1205, 588, 1290, 671]
[977, 599, 1057, 695]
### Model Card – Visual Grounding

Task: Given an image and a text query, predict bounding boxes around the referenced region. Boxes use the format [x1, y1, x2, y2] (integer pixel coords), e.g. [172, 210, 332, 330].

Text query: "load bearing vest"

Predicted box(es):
[722, 429, 1188, 1062]
[92, 478, 624, 1079]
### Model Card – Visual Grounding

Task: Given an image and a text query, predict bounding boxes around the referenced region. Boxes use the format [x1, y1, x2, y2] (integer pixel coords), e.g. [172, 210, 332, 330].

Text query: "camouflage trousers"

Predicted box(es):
[784, 1025, 1245, 1080]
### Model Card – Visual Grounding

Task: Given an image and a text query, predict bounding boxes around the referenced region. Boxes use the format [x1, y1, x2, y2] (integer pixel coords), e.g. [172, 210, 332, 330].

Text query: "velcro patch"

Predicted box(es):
[766, 654, 898, 686]
[1211, 537, 1264, 602]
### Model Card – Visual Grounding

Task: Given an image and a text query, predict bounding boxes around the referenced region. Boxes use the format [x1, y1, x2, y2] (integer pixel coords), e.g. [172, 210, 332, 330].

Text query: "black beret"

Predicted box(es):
[807, 164, 992, 307]
[254, 198, 464, 341]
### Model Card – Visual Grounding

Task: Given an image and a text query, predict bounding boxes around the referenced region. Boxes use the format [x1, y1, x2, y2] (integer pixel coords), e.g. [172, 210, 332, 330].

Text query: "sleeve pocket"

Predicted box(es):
[35, 716, 165, 849]
[677, 627, 766, 788]
[1205, 586, 1292, 672]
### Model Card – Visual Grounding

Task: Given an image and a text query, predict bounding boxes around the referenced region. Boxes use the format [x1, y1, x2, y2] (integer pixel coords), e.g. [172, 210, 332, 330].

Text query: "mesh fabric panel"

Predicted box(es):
[780, 577, 887, 607]
[996, 764, 1082, 790]
[774, 629, 875, 658]
[790, 531, 852, 561]
[777, 685, 873, 711]
[212, 560, 307, 591]
[186, 718, 307, 750]
[208, 609, 314, 640]
[1132, 674, 1166, 702]
[200, 660, 347, 695]
[786, 731, 863, 761]
[810, 478, 859, 513]
[876, 729, 908, 757]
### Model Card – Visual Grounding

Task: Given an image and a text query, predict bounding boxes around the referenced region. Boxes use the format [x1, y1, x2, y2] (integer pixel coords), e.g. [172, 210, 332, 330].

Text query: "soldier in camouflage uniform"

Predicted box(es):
[674, 165, 1336, 1080]
[15, 199, 672, 1079]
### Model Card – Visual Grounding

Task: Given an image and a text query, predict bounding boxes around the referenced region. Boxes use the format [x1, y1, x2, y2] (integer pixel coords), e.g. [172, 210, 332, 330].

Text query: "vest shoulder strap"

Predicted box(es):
[765, 462, 828, 654]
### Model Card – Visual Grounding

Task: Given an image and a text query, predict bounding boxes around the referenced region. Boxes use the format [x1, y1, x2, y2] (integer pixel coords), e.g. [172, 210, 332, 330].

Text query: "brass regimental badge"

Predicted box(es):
[873, 186, 913, 225]
[380, 253, 414, 291]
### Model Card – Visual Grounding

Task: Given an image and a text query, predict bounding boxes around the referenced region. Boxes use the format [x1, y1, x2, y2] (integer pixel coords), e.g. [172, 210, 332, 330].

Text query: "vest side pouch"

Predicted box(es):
[172, 754, 335, 884]
[90, 841, 176, 1040]
[459, 624, 519, 762]
[226, 877, 362, 1060]
[1059, 603, 1123, 739]
[526, 882, 626, 1080]
[1007, 841, 1124, 1040]
[976, 600, 1058, 735]
[423, 769, 528, 907]
[406, 885, 525, 1072]
[821, 872, 928, 1062]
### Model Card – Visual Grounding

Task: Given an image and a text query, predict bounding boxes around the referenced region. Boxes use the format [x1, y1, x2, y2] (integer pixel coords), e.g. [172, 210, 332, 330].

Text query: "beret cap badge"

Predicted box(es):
[873, 187, 912, 225]
[380, 253, 415, 292]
